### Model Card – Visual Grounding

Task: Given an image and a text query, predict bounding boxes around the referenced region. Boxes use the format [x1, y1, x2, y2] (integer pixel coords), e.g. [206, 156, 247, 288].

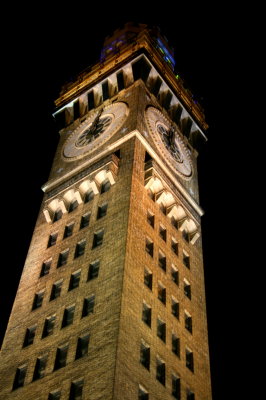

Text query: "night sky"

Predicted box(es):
[0, 5, 247, 400]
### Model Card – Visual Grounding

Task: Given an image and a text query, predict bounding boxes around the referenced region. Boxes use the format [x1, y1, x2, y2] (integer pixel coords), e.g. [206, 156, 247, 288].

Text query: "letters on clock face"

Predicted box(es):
[63, 102, 129, 160]
[145, 106, 193, 179]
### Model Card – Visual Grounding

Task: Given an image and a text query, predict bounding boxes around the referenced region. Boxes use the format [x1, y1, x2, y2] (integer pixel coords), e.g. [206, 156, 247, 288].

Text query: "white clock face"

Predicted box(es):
[63, 102, 129, 160]
[145, 106, 193, 179]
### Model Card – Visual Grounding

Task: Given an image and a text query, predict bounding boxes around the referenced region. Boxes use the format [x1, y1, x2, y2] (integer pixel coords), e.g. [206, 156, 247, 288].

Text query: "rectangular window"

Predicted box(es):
[117, 71, 125, 91]
[140, 342, 150, 370]
[92, 230, 104, 248]
[185, 312, 193, 333]
[47, 232, 58, 248]
[61, 305, 75, 328]
[82, 295, 95, 317]
[53, 209, 63, 222]
[88, 260, 100, 281]
[69, 270, 81, 291]
[73, 100, 80, 120]
[183, 251, 190, 269]
[156, 358, 165, 386]
[12, 365, 27, 390]
[75, 240, 86, 257]
[23, 325, 36, 347]
[183, 229, 190, 242]
[157, 319, 166, 342]
[42, 315, 56, 338]
[171, 298, 179, 319]
[144, 268, 152, 290]
[158, 251, 166, 271]
[48, 390, 61, 400]
[75, 334, 90, 359]
[57, 249, 69, 267]
[159, 225, 166, 241]
[145, 238, 153, 257]
[32, 291, 44, 310]
[171, 265, 179, 285]
[50, 280, 63, 300]
[40, 259, 52, 277]
[102, 80, 109, 101]
[172, 334, 180, 357]
[101, 179, 111, 193]
[186, 348, 194, 372]
[97, 203, 108, 219]
[63, 223, 74, 238]
[187, 390, 195, 400]
[69, 378, 84, 400]
[172, 375, 181, 400]
[80, 213, 90, 229]
[132, 57, 151, 83]
[54, 344, 68, 370]
[158, 283, 166, 305]
[171, 238, 178, 255]
[32, 355, 48, 380]
[151, 76, 162, 97]
[147, 211, 154, 228]
[142, 303, 151, 327]
[87, 91, 95, 110]
[84, 189, 94, 203]
[184, 280, 192, 299]
[171, 216, 178, 229]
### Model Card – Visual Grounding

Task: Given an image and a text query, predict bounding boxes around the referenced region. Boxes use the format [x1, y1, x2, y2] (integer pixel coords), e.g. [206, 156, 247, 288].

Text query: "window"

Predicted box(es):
[42, 315, 56, 338]
[102, 80, 110, 101]
[82, 295, 95, 317]
[92, 230, 104, 248]
[32, 291, 44, 310]
[171, 298, 179, 319]
[23, 325, 36, 347]
[12, 365, 27, 390]
[142, 303, 151, 327]
[64, 223, 74, 238]
[159, 225, 166, 241]
[187, 390, 195, 400]
[184, 280, 191, 299]
[183, 229, 190, 243]
[84, 189, 94, 203]
[54, 344, 68, 370]
[185, 312, 193, 333]
[160, 203, 167, 215]
[158, 251, 166, 271]
[117, 71, 125, 91]
[172, 375, 181, 400]
[69, 378, 84, 400]
[183, 251, 190, 269]
[171, 238, 178, 255]
[50, 280, 63, 300]
[40, 259, 52, 277]
[48, 390, 61, 400]
[88, 260, 100, 281]
[61, 305, 75, 328]
[57, 249, 69, 267]
[53, 209, 63, 222]
[32, 355, 48, 380]
[100, 179, 111, 194]
[69, 270, 81, 291]
[138, 386, 149, 400]
[47, 232, 58, 248]
[80, 213, 90, 229]
[157, 319, 166, 342]
[87, 91, 95, 111]
[75, 334, 90, 359]
[158, 283, 166, 305]
[186, 348, 194, 372]
[97, 203, 108, 219]
[75, 240, 86, 257]
[132, 57, 151, 83]
[156, 358, 165, 385]
[144, 269, 152, 290]
[147, 211, 154, 228]
[140, 342, 150, 370]
[145, 238, 153, 257]
[172, 334, 180, 357]
[171, 265, 179, 285]
[68, 199, 79, 213]
[171, 216, 178, 230]
[73, 100, 80, 120]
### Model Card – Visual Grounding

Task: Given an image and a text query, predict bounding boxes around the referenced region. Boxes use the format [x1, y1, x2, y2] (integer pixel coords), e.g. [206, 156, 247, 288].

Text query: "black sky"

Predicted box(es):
[0, 4, 248, 399]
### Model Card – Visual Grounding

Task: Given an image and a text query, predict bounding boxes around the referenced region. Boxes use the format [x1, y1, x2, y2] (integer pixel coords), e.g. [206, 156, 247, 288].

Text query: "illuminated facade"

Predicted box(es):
[0, 23, 212, 400]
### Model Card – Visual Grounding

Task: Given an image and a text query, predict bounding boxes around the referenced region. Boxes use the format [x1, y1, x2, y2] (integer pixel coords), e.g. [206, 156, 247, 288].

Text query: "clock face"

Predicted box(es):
[145, 106, 193, 179]
[63, 102, 129, 160]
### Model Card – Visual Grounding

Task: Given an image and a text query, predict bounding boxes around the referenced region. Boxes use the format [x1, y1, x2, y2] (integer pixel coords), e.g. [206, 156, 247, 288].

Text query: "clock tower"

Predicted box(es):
[0, 23, 212, 400]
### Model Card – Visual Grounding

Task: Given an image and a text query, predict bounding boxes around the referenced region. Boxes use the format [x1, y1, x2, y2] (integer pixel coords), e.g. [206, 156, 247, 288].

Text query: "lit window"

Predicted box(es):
[32, 291, 44, 310]
[156, 358, 165, 386]
[88, 260, 100, 281]
[75, 334, 90, 359]
[32, 355, 48, 380]
[69, 270, 81, 291]
[82, 295, 95, 317]
[12, 365, 27, 390]
[75, 240, 86, 257]
[42, 315, 56, 338]
[54, 344, 68, 370]
[92, 230, 104, 248]
[50, 280, 63, 300]
[23, 326, 36, 347]
[61, 305, 75, 328]
[69, 378, 84, 400]
[144, 269, 152, 290]
[140, 342, 150, 370]
[47, 232, 58, 248]
[145, 238, 153, 257]
[40, 259, 52, 277]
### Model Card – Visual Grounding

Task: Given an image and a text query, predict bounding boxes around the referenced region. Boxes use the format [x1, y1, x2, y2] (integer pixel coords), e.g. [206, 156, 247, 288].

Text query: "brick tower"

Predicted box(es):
[0, 22, 212, 400]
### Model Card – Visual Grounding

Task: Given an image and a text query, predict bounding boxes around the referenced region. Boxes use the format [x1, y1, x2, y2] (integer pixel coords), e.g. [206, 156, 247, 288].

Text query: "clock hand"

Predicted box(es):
[168, 126, 176, 147]
[90, 108, 103, 135]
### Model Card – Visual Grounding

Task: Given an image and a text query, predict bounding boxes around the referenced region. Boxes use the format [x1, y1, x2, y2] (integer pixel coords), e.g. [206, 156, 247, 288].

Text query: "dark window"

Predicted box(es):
[57, 249, 69, 267]
[183, 229, 190, 242]
[171, 266, 179, 285]
[50, 280, 63, 300]
[75, 240, 86, 257]
[73, 100, 80, 120]
[162, 90, 173, 110]
[64, 223, 74, 238]
[172, 334, 180, 357]
[75, 334, 90, 359]
[69, 379, 84, 400]
[140, 342, 150, 370]
[172, 375, 181, 400]
[171, 238, 178, 255]
[84, 189, 94, 203]
[48, 232, 58, 248]
[42, 315, 56, 338]
[158, 284, 166, 305]
[61, 305, 75, 328]
[151, 76, 162, 97]
[158, 251, 166, 271]
[144, 269, 152, 290]
[138, 386, 149, 400]
[159, 225, 166, 241]
[132, 57, 151, 83]
[157, 319, 166, 342]
[102, 80, 109, 101]
[69, 270, 81, 291]
[101, 179, 111, 194]
[32, 291, 44, 310]
[156, 358, 165, 386]
[186, 349, 194, 372]
[48, 390, 61, 400]
[80, 213, 90, 229]
[184, 281, 191, 299]
[183, 252, 190, 269]
[68, 199, 79, 213]
[92, 230, 104, 248]
[159, 203, 167, 215]
[117, 71, 125, 91]
[87, 91, 95, 111]
[145, 238, 153, 257]
[172, 298, 179, 319]
[23, 326, 36, 347]
[187, 390, 195, 400]
[12, 365, 27, 390]
[40, 259, 52, 277]
[171, 216, 178, 230]
[147, 211, 154, 228]
[88, 260, 100, 281]
[32, 355, 48, 381]
[173, 104, 183, 126]
[82, 295, 95, 317]
[97, 203, 108, 219]
[185, 313, 193, 333]
[54, 345, 68, 370]
[53, 209, 63, 222]
[142, 303, 151, 327]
